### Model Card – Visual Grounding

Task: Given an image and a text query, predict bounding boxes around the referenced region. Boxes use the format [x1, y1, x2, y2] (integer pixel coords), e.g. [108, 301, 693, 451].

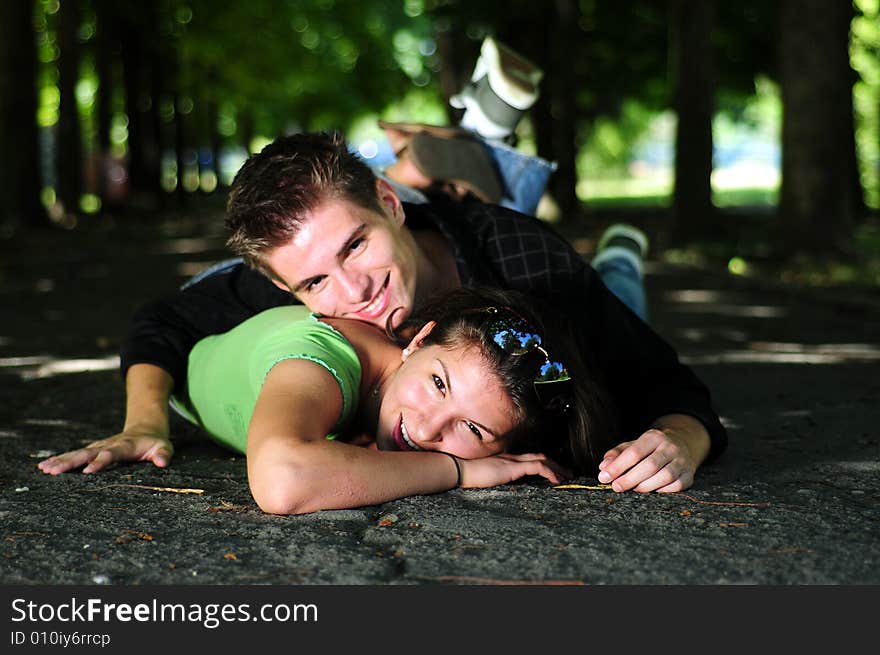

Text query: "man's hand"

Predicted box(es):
[459, 452, 572, 488]
[38, 429, 174, 475]
[596, 414, 711, 493]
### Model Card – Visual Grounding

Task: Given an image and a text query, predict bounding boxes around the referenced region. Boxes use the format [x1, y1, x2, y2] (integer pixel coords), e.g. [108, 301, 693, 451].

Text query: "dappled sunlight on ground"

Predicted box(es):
[0, 354, 120, 380]
[663, 287, 787, 318]
[674, 327, 751, 343]
[151, 236, 225, 255]
[681, 341, 880, 365]
[671, 303, 786, 318]
[177, 260, 223, 277]
[665, 289, 725, 303]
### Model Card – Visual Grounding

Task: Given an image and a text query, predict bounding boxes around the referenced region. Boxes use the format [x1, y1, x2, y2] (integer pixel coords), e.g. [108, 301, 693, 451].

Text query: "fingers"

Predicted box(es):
[596, 429, 697, 493]
[82, 448, 119, 474]
[630, 460, 690, 493]
[607, 454, 667, 492]
[598, 441, 631, 469]
[38, 449, 99, 475]
[655, 476, 689, 494]
[37, 433, 174, 475]
[464, 452, 570, 488]
[521, 459, 567, 485]
[597, 435, 657, 485]
[144, 443, 174, 469]
[39, 445, 124, 475]
[499, 452, 573, 482]
[514, 454, 570, 485]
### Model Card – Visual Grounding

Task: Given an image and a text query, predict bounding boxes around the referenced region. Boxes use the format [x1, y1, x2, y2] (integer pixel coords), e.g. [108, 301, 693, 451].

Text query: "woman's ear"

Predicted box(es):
[402, 321, 436, 360]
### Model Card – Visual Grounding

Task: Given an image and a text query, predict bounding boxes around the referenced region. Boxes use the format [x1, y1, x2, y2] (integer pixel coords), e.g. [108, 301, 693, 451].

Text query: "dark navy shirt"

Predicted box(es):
[121, 197, 728, 460]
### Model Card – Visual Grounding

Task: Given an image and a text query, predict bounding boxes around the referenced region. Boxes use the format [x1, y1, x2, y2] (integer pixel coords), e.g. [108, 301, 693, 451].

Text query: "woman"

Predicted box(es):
[39, 287, 616, 514]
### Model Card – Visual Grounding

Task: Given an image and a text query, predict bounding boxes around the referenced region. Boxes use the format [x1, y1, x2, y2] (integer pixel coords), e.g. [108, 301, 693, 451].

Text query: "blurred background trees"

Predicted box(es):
[0, 0, 877, 277]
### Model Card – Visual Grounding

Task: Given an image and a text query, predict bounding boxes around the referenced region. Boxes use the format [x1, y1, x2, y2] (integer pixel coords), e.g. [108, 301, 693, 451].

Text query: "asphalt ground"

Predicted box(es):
[1, 208, 878, 592]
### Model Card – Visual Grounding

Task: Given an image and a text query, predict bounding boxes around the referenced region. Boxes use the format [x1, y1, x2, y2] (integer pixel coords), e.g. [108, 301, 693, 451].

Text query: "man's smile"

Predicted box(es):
[352, 273, 391, 320]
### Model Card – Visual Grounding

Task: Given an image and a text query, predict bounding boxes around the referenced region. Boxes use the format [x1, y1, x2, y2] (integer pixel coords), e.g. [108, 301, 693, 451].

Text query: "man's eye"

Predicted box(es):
[305, 277, 325, 292]
[348, 237, 366, 253]
[432, 374, 446, 394]
[466, 422, 483, 441]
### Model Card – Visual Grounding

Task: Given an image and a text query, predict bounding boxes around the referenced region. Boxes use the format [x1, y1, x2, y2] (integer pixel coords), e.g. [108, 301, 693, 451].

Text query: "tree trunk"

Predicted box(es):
[434, 26, 470, 124]
[778, 0, 855, 254]
[546, 0, 580, 222]
[119, 11, 145, 203]
[58, 0, 83, 217]
[207, 98, 224, 191]
[174, 93, 188, 207]
[144, 1, 164, 204]
[0, 0, 49, 231]
[119, 2, 161, 210]
[93, 0, 119, 210]
[171, 31, 189, 209]
[671, 0, 715, 238]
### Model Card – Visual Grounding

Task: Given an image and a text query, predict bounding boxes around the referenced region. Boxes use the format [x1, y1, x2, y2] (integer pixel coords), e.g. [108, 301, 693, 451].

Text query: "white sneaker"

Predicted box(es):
[596, 223, 649, 257]
[591, 224, 649, 275]
[450, 37, 543, 141]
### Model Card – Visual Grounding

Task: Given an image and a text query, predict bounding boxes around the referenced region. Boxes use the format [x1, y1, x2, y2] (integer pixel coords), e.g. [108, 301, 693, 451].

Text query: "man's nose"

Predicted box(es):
[337, 269, 370, 303]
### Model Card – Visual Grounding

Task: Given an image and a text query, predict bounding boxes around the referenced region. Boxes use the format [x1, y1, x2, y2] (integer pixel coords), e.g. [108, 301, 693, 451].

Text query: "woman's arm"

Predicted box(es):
[38, 363, 174, 474]
[246, 359, 567, 515]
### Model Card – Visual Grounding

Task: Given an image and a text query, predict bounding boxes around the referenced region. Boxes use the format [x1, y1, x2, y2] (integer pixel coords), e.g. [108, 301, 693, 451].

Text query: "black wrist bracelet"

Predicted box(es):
[442, 452, 462, 488]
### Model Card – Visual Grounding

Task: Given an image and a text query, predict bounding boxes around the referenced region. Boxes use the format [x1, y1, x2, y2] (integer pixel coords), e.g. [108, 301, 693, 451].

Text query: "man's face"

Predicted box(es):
[264, 182, 419, 330]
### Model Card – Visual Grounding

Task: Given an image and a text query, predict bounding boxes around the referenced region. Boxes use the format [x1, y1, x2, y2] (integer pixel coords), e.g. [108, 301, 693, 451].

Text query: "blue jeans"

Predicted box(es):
[591, 252, 648, 322]
[477, 137, 556, 216]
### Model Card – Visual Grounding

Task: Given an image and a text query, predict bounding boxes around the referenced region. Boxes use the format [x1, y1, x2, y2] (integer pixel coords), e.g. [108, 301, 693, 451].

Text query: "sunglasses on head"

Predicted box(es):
[482, 308, 573, 414]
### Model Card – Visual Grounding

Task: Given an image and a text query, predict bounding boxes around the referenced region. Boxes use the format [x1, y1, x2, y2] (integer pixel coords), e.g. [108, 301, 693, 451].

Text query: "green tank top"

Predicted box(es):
[172, 306, 362, 454]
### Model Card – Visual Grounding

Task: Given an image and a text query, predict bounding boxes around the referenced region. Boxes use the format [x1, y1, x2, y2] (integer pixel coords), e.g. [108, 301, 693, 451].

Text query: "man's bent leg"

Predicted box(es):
[591, 224, 649, 322]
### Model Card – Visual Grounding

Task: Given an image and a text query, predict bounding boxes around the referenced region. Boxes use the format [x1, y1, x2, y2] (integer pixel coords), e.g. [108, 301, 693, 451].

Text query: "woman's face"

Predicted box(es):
[374, 341, 518, 460]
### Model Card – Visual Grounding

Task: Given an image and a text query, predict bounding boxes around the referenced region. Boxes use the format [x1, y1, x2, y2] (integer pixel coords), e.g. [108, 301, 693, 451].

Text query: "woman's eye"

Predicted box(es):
[348, 237, 365, 253]
[432, 374, 446, 394]
[466, 422, 483, 441]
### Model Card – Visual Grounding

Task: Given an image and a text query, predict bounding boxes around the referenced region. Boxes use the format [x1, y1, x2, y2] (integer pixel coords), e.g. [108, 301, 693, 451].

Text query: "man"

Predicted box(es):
[47, 131, 726, 493]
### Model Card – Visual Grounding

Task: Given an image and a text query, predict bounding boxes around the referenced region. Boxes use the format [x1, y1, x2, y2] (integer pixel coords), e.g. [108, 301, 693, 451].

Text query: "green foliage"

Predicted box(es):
[852, 0, 880, 208]
[22, 0, 874, 237]
[175, 0, 438, 139]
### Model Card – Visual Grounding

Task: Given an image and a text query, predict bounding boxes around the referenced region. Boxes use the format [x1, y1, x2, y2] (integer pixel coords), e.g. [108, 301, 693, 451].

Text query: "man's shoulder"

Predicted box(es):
[415, 197, 568, 245]
[413, 197, 588, 289]
[180, 261, 294, 308]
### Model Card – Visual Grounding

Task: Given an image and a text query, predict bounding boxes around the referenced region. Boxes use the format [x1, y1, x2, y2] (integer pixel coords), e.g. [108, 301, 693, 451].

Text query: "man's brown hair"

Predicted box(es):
[225, 131, 383, 277]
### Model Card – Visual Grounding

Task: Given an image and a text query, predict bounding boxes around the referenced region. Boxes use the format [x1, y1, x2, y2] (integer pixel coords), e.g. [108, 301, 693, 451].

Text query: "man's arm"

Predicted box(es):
[569, 265, 728, 461]
[443, 201, 727, 487]
[597, 413, 711, 493]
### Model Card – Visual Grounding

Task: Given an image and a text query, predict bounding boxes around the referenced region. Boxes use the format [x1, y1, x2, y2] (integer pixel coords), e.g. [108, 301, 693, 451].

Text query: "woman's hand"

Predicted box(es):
[458, 452, 572, 488]
[37, 429, 174, 475]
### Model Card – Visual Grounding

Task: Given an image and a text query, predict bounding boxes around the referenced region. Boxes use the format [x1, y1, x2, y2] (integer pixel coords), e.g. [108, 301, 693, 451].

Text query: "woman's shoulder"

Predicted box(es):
[319, 317, 399, 368]
[318, 316, 385, 351]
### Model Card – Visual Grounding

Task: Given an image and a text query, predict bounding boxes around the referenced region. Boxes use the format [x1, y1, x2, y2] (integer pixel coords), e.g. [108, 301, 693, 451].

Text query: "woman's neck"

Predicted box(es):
[319, 316, 400, 434]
